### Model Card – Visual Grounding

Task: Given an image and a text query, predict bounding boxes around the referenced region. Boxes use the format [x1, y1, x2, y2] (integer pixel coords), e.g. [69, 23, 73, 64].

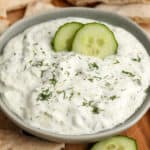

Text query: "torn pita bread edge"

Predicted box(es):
[131, 17, 150, 24]
[0, 0, 37, 12]
[0, 129, 65, 150]
[0, 18, 9, 34]
[101, 0, 150, 5]
[24, 1, 55, 17]
[96, 3, 150, 24]
[0, 8, 7, 19]
[67, 0, 100, 5]
[67, 0, 150, 6]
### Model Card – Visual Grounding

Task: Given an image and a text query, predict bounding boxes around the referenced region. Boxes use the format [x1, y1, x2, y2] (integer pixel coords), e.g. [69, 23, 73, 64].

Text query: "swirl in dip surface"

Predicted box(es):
[0, 17, 150, 135]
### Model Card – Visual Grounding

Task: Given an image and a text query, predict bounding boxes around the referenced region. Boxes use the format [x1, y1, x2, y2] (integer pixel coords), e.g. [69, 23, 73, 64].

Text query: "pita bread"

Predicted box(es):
[0, 0, 37, 12]
[0, 111, 64, 149]
[0, 9, 7, 19]
[24, 1, 55, 17]
[96, 4, 150, 23]
[67, 0, 100, 5]
[67, 0, 150, 6]
[0, 130, 64, 150]
[0, 19, 9, 34]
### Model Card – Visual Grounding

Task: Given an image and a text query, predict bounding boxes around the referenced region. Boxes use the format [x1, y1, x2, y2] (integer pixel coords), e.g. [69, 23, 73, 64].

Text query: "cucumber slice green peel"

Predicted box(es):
[72, 23, 118, 59]
[52, 22, 83, 52]
[91, 136, 138, 150]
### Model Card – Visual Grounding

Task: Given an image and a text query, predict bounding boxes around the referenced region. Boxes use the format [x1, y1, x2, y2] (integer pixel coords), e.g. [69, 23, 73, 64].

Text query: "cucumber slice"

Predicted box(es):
[53, 22, 83, 52]
[91, 136, 138, 150]
[72, 23, 118, 59]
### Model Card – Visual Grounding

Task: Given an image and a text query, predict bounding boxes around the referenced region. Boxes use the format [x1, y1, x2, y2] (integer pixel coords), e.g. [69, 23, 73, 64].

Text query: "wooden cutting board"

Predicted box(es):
[1, 0, 150, 149]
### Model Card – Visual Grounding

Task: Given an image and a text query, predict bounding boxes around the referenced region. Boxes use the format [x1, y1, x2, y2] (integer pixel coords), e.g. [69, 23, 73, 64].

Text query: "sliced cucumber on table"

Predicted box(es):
[53, 22, 83, 51]
[72, 23, 118, 59]
[91, 136, 138, 150]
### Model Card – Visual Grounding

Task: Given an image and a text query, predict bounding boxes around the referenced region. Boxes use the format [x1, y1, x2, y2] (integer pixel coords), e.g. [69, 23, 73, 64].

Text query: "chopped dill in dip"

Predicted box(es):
[0, 17, 150, 135]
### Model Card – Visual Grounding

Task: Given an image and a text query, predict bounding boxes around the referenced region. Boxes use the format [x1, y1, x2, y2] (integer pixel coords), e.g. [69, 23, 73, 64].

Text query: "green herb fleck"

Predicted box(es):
[113, 59, 120, 64]
[24, 65, 27, 71]
[82, 98, 88, 106]
[88, 62, 99, 70]
[65, 71, 70, 76]
[82, 100, 93, 107]
[52, 63, 58, 68]
[77, 92, 80, 96]
[33, 49, 37, 55]
[105, 82, 111, 87]
[44, 112, 52, 118]
[57, 90, 66, 99]
[134, 79, 141, 85]
[56, 91, 61, 94]
[33, 43, 38, 45]
[63, 91, 66, 99]
[122, 70, 135, 77]
[41, 70, 45, 78]
[93, 76, 101, 80]
[110, 95, 117, 100]
[29, 60, 32, 64]
[92, 106, 100, 114]
[82, 101, 88, 106]
[69, 91, 74, 100]
[88, 78, 93, 82]
[49, 74, 57, 86]
[89, 101, 93, 106]
[103, 75, 108, 79]
[132, 56, 141, 62]
[37, 89, 52, 101]
[75, 71, 82, 76]
[24, 35, 27, 40]
[42, 51, 46, 54]
[32, 60, 43, 67]
[82, 100, 103, 114]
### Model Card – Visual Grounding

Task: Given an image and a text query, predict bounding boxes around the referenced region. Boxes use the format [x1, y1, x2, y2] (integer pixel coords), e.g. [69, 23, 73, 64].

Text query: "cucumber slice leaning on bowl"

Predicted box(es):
[91, 136, 138, 150]
[72, 23, 118, 59]
[53, 22, 83, 51]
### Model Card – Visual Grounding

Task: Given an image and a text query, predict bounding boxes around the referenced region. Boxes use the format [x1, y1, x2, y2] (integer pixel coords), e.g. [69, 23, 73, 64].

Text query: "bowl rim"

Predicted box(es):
[0, 7, 150, 143]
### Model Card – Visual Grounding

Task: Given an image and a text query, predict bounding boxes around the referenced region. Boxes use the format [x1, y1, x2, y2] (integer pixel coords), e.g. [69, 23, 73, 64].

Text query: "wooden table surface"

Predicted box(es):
[3, 0, 150, 149]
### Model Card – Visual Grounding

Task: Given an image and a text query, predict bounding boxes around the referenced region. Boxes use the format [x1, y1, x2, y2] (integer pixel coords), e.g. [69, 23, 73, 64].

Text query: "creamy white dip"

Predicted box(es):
[0, 17, 150, 135]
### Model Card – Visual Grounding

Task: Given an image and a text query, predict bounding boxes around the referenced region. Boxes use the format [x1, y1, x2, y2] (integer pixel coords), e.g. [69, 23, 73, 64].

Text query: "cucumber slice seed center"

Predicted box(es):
[97, 38, 104, 46]
[86, 37, 105, 55]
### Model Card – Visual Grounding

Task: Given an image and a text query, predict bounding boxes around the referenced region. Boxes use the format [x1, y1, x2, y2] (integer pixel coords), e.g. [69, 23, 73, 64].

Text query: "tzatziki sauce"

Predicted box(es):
[0, 17, 150, 135]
